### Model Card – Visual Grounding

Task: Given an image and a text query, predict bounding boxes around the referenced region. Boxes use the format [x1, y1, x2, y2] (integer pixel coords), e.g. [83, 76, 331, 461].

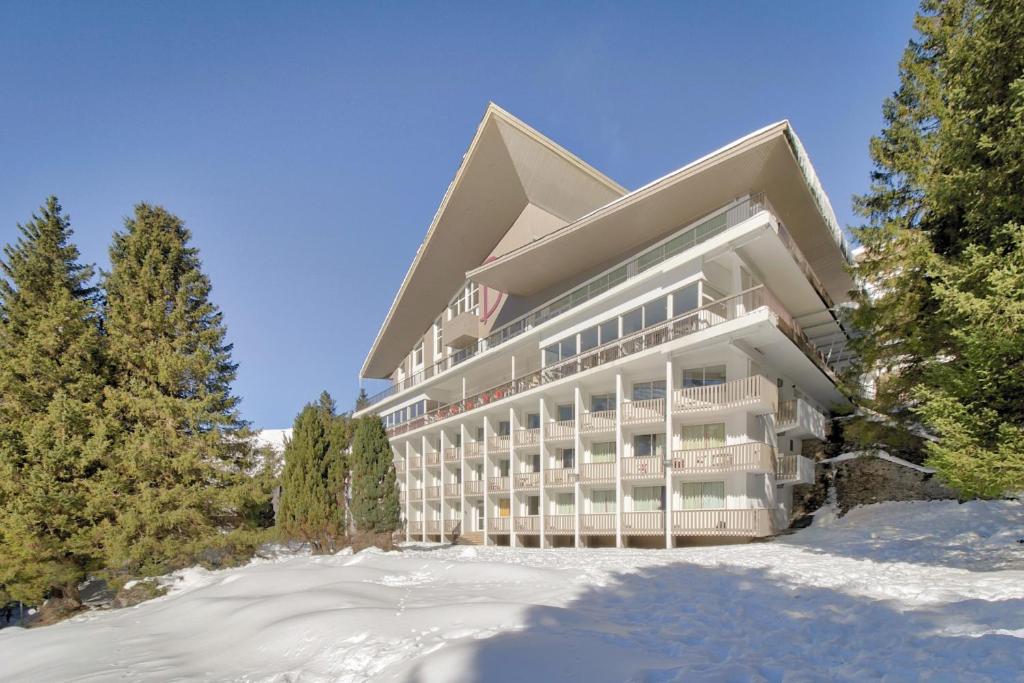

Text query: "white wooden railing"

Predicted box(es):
[673, 375, 777, 414]
[425, 452, 440, 466]
[545, 468, 577, 486]
[621, 398, 665, 425]
[622, 511, 664, 535]
[515, 516, 540, 533]
[424, 486, 440, 499]
[580, 513, 615, 533]
[580, 462, 615, 482]
[489, 435, 511, 452]
[444, 519, 461, 534]
[515, 428, 539, 447]
[671, 442, 775, 474]
[488, 476, 509, 492]
[488, 517, 510, 532]
[425, 520, 441, 533]
[408, 456, 423, 470]
[581, 410, 616, 434]
[546, 419, 575, 441]
[514, 472, 540, 488]
[464, 442, 482, 457]
[444, 447, 460, 462]
[671, 508, 773, 536]
[546, 515, 575, 533]
[444, 482, 460, 497]
[408, 488, 423, 501]
[464, 480, 484, 495]
[621, 456, 664, 479]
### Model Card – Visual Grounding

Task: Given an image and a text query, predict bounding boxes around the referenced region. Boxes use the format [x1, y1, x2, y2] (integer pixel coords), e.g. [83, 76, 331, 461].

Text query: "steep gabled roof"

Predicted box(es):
[360, 103, 625, 379]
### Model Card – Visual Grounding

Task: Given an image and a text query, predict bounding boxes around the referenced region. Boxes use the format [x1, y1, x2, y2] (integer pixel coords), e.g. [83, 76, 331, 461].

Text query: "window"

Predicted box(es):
[449, 282, 481, 318]
[434, 316, 444, 359]
[673, 283, 699, 315]
[591, 393, 616, 412]
[680, 423, 726, 449]
[622, 307, 643, 335]
[498, 459, 510, 477]
[701, 282, 724, 307]
[543, 334, 579, 366]
[682, 365, 727, 388]
[527, 495, 540, 516]
[530, 453, 540, 472]
[543, 344, 560, 366]
[412, 340, 424, 368]
[633, 433, 666, 458]
[644, 297, 668, 327]
[497, 420, 511, 436]
[526, 413, 540, 429]
[454, 433, 461, 447]
[591, 441, 616, 463]
[681, 481, 725, 509]
[632, 380, 666, 401]
[558, 447, 575, 469]
[476, 427, 485, 441]
[556, 493, 574, 515]
[557, 404, 575, 421]
[579, 326, 599, 352]
[599, 319, 619, 344]
[633, 486, 665, 512]
[592, 489, 616, 513]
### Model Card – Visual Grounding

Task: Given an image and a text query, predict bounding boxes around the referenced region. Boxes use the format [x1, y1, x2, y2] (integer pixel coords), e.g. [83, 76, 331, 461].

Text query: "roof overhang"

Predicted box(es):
[360, 104, 625, 379]
[468, 122, 854, 306]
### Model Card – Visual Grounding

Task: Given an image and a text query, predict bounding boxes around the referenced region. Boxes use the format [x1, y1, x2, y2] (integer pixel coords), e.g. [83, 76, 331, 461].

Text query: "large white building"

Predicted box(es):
[354, 104, 854, 547]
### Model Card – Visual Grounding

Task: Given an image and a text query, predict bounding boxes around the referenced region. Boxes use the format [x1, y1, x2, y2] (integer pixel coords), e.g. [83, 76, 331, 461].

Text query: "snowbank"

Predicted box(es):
[1, 500, 1021, 681]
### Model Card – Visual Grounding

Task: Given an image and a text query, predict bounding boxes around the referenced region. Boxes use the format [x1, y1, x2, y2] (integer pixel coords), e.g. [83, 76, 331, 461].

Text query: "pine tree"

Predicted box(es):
[277, 391, 349, 552]
[355, 388, 370, 410]
[0, 197, 109, 606]
[850, 0, 1024, 496]
[96, 203, 259, 576]
[349, 416, 399, 535]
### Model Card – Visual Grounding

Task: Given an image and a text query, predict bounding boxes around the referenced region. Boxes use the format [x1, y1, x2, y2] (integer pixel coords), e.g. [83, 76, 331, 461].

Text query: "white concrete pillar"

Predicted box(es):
[664, 356, 674, 549]
[573, 385, 583, 549]
[482, 417, 490, 546]
[509, 406, 517, 548]
[404, 440, 411, 543]
[439, 430, 448, 543]
[615, 372, 624, 548]
[421, 434, 428, 542]
[460, 422, 467, 539]
[538, 396, 546, 548]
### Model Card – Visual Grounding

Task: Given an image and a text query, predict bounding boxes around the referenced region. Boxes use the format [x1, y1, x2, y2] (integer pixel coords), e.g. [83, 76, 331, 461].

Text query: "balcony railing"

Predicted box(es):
[425, 452, 440, 467]
[465, 479, 484, 495]
[424, 486, 440, 500]
[408, 456, 422, 470]
[546, 419, 575, 442]
[387, 284, 832, 438]
[622, 511, 664, 535]
[545, 468, 577, 486]
[673, 375, 777, 415]
[621, 399, 665, 425]
[444, 447, 460, 463]
[671, 508, 774, 537]
[580, 410, 616, 434]
[425, 520, 441, 534]
[580, 513, 615, 534]
[515, 516, 540, 533]
[776, 454, 815, 483]
[488, 517, 510, 533]
[444, 519, 461, 534]
[409, 488, 423, 502]
[489, 435, 511, 453]
[514, 472, 540, 489]
[444, 482, 460, 497]
[488, 476, 509, 493]
[580, 461, 616, 482]
[515, 428, 539, 447]
[621, 455, 664, 479]
[546, 514, 575, 533]
[671, 442, 775, 474]
[776, 398, 830, 440]
[366, 193, 770, 409]
[408, 520, 422, 535]
[464, 441, 482, 458]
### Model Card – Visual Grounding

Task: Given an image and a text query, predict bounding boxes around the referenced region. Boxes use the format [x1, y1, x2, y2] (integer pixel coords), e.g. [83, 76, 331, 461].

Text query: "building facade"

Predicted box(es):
[355, 104, 854, 548]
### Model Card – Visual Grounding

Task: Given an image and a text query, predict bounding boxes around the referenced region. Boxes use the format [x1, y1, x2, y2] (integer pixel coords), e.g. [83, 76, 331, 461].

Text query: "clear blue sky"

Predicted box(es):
[0, 1, 918, 428]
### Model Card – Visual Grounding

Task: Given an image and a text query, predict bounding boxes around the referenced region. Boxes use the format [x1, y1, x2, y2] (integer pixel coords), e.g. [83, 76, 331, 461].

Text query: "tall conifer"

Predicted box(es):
[0, 197, 108, 605]
[349, 416, 399, 534]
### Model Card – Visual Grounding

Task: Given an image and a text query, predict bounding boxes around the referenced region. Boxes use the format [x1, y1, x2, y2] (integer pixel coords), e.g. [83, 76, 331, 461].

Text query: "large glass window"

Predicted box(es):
[527, 495, 540, 516]
[633, 433, 666, 458]
[622, 307, 643, 335]
[673, 283, 699, 315]
[412, 340, 424, 368]
[632, 380, 666, 401]
[591, 441, 616, 463]
[556, 492, 574, 515]
[682, 365, 727, 388]
[544, 334, 579, 367]
[591, 393, 616, 412]
[557, 404, 575, 421]
[526, 413, 540, 429]
[644, 297, 668, 327]
[579, 326, 599, 352]
[681, 481, 725, 509]
[592, 489, 616, 513]
[633, 486, 665, 512]
[434, 316, 444, 359]
[497, 420, 511, 436]
[558, 447, 575, 469]
[599, 319, 619, 344]
[680, 423, 726, 449]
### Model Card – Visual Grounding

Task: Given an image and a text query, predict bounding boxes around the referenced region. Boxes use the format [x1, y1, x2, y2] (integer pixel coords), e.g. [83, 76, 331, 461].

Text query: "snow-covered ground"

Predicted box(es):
[2, 500, 1022, 682]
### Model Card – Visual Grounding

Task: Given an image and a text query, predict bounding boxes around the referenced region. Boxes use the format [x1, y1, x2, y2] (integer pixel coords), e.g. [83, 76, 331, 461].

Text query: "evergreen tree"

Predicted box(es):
[96, 203, 258, 576]
[349, 416, 399, 534]
[0, 197, 108, 606]
[355, 387, 370, 411]
[850, 0, 1024, 496]
[277, 391, 348, 552]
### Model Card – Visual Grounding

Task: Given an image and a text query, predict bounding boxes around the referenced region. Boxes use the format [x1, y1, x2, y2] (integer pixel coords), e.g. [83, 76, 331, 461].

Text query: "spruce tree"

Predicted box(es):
[277, 391, 349, 552]
[0, 197, 108, 606]
[96, 203, 257, 576]
[349, 416, 399, 535]
[850, 0, 1024, 496]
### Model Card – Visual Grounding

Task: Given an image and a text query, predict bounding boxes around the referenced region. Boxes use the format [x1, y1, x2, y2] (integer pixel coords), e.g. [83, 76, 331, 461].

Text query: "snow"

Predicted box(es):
[823, 448, 936, 474]
[2, 500, 1022, 681]
[254, 428, 291, 453]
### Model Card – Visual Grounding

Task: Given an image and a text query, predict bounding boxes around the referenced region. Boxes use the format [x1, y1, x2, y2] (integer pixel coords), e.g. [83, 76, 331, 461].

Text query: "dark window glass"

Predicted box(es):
[644, 297, 668, 327]
[498, 420, 511, 436]
[591, 393, 615, 412]
[559, 335, 577, 360]
[544, 344, 560, 366]
[527, 413, 540, 429]
[622, 308, 643, 335]
[579, 326, 599, 352]
[599, 319, 618, 344]
[673, 283, 699, 315]
[557, 404, 575, 421]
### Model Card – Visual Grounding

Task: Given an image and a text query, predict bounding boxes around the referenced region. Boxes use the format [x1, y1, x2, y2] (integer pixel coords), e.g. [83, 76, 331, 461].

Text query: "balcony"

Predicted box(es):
[488, 517, 510, 533]
[546, 419, 575, 442]
[424, 486, 440, 500]
[515, 428, 539, 447]
[776, 399, 829, 440]
[545, 467, 577, 487]
[408, 456, 423, 470]
[580, 513, 615, 535]
[514, 471, 540, 489]
[444, 310, 482, 349]
[444, 519, 462, 534]
[621, 455, 664, 479]
[409, 488, 423, 502]
[489, 434, 511, 453]
[444, 482, 460, 497]
[673, 375, 777, 416]
[621, 399, 665, 426]
[514, 516, 540, 533]
[407, 520, 422, 535]
[671, 442, 775, 474]
[465, 479, 484, 496]
[464, 441, 483, 458]
[546, 514, 575, 534]
[622, 511, 664, 535]
[425, 452, 440, 467]
[425, 520, 441, 534]
[580, 461, 615, 483]
[488, 476, 510, 493]
[444, 447, 460, 463]
[776, 454, 816, 484]
[581, 410, 616, 434]
[671, 508, 774, 537]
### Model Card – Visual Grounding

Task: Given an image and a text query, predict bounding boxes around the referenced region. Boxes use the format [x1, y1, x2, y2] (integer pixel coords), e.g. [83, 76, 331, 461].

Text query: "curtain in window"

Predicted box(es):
[592, 441, 616, 463]
[556, 493, 574, 515]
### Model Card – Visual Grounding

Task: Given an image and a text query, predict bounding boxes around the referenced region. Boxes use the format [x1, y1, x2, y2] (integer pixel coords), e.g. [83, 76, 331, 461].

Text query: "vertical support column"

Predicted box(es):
[664, 356, 674, 549]
[462, 376, 467, 400]
[538, 396, 546, 548]
[482, 417, 490, 546]
[615, 372, 624, 548]
[439, 430, 448, 543]
[460, 422, 467, 540]
[404, 440, 411, 543]
[509, 406, 517, 548]
[573, 385, 583, 549]
[420, 434, 428, 542]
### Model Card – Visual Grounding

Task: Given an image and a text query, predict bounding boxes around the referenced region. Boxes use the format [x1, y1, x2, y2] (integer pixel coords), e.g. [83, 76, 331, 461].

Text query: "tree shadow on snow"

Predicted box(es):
[398, 561, 1024, 682]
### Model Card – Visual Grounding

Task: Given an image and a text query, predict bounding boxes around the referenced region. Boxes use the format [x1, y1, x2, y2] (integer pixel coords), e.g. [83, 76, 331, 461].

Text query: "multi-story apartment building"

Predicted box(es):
[354, 104, 854, 548]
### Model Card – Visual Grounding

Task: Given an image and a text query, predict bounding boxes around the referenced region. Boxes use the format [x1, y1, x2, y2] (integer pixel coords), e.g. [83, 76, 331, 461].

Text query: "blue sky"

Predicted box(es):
[0, 1, 918, 428]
